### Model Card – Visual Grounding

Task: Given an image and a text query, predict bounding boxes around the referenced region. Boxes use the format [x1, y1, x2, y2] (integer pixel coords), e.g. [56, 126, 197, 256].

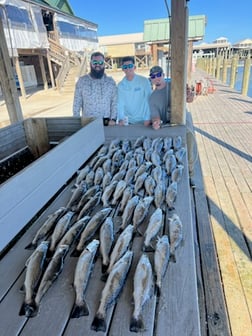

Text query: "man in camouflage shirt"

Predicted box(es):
[73, 51, 117, 125]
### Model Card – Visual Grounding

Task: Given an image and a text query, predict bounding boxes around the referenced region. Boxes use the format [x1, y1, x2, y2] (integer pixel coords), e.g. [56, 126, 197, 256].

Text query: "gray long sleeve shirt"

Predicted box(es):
[72, 73, 117, 120]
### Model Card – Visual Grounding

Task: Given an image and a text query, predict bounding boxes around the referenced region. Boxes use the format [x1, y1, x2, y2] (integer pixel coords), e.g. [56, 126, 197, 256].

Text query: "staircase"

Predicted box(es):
[47, 36, 88, 91]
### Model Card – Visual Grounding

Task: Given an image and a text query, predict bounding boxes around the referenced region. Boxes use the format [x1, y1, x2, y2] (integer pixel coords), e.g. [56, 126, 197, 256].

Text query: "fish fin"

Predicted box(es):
[100, 272, 108, 282]
[70, 249, 81, 257]
[70, 301, 89, 318]
[19, 302, 38, 317]
[129, 315, 145, 332]
[24, 242, 36, 250]
[91, 313, 107, 332]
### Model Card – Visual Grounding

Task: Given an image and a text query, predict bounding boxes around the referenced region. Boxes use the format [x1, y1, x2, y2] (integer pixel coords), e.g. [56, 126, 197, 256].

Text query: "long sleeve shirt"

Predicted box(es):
[117, 74, 152, 124]
[72, 73, 117, 120]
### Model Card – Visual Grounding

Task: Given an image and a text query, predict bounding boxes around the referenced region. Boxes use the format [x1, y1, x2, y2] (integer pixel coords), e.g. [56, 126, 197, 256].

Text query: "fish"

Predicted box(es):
[103, 224, 134, 280]
[25, 207, 66, 250]
[85, 169, 95, 188]
[66, 181, 87, 210]
[132, 196, 153, 232]
[119, 159, 129, 172]
[173, 135, 182, 150]
[151, 137, 163, 153]
[19, 241, 49, 317]
[143, 137, 152, 151]
[72, 207, 112, 257]
[49, 211, 75, 253]
[70, 239, 100, 318]
[91, 250, 133, 332]
[135, 152, 144, 166]
[102, 158, 112, 174]
[152, 165, 163, 184]
[94, 167, 104, 186]
[99, 217, 114, 273]
[143, 208, 163, 251]
[144, 175, 156, 196]
[93, 155, 109, 171]
[134, 162, 152, 181]
[57, 216, 90, 247]
[169, 213, 183, 262]
[154, 181, 165, 209]
[102, 171, 112, 190]
[77, 191, 102, 220]
[97, 144, 109, 156]
[130, 253, 153, 333]
[124, 166, 137, 185]
[111, 149, 124, 171]
[163, 136, 173, 151]
[166, 181, 178, 210]
[134, 172, 148, 195]
[111, 169, 126, 182]
[101, 180, 118, 207]
[125, 150, 134, 161]
[76, 185, 100, 212]
[121, 139, 131, 154]
[171, 164, 184, 183]
[75, 165, 90, 185]
[150, 150, 161, 167]
[133, 136, 145, 149]
[154, 235, 170, 296]
[175, 147, 187, 163]
[144, 148, 152, 162]
[120, 195, 139, 230]
[111, 180, 127, 205]
[34, 244, 69, 313]
[128, 157, 137, 169]
[119, 185, 133, 213]
[164, 153, 177, 176]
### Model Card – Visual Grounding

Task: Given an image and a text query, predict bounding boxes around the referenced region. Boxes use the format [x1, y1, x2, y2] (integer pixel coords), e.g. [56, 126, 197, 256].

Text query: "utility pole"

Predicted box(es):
[0, 18, 23, 124]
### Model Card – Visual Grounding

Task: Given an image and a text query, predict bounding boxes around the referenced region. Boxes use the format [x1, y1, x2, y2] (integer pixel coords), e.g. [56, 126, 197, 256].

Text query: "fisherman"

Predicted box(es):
[117, 56, 152, 126]
[72, 51, 117, 126]
[149, 65, 198, 187]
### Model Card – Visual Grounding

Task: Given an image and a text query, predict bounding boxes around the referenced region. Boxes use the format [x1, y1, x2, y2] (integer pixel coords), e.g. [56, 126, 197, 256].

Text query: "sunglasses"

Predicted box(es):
[150, 72, 163, 79]
[91, 60, 104, 66]
[122, 63, 134, 70]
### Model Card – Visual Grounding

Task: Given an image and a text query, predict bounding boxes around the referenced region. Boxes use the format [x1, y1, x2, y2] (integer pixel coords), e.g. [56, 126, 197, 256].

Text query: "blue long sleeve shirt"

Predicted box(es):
[117, 74, 152, 124]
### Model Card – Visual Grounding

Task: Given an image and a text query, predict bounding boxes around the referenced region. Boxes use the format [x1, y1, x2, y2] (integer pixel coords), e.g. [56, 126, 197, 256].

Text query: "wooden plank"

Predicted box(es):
[24, 118, 50, 158]
[193, 162, 231, 335]
[0, 122, 26, 160]
[46, 117, 83, 143]
[0, 118, 105, 253]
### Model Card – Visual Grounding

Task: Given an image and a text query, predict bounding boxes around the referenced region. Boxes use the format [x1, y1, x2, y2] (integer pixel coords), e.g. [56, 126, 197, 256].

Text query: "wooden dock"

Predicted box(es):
[188, 69, 252, 336]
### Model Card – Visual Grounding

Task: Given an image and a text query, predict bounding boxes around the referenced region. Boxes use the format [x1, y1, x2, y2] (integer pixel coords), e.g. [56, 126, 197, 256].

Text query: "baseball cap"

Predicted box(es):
[149, 65, 163, 75]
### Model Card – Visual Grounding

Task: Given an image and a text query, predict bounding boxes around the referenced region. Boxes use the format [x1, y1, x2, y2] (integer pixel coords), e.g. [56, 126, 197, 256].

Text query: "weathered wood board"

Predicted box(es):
[0, 118, 104, 253]
[0, 123, 200, 336]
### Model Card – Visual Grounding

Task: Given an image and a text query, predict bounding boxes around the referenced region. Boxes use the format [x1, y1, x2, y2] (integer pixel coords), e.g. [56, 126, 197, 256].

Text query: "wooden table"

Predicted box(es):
[0, 122, 200, 335]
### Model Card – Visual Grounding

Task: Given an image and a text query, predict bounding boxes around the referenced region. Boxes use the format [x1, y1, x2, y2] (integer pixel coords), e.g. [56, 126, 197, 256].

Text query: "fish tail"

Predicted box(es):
[70, 301, 89, 318]
[101, 263, 108, 274]
[70, 249, 81, 257]
[91, 313, 107, 332]
[130, 315, 144, 333]
[24, 242, 36, 250]
[100, 272, 108, 282]
[155, 284, 161, 297]
[19, 301, 38, 317]
[142, 244, 154, 252]
[170, 252, 176, 263]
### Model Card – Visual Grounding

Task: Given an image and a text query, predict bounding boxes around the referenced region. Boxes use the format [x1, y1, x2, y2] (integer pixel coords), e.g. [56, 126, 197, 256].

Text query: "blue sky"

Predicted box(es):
[69, 0, 251, 44]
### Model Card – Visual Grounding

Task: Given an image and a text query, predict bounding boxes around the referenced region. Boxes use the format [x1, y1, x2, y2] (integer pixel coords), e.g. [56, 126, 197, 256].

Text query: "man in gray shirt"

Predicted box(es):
[149, 65, 171, 129]
[73, 51, 117, 125]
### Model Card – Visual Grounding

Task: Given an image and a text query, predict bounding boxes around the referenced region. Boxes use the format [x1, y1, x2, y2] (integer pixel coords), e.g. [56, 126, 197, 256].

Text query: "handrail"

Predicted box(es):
[55, 56, 70, 91]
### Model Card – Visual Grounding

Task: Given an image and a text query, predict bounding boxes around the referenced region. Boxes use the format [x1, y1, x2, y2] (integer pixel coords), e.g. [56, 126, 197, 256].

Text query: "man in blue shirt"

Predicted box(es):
[117, 56, 152, 125]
